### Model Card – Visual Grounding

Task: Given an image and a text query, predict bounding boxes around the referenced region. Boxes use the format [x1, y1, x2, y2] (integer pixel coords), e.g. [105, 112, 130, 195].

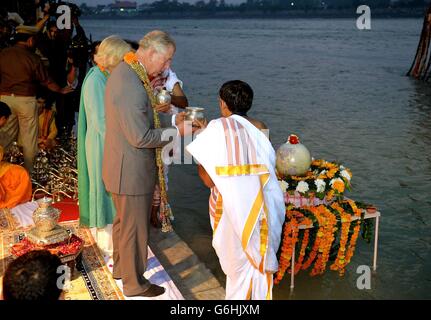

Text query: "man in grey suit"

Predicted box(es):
[102, 31, 189, 297]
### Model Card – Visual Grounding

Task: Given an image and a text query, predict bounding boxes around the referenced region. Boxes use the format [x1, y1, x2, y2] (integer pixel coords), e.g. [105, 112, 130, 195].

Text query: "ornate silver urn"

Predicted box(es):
[27, 197, 69, 245]
[156, 89, 171, 105]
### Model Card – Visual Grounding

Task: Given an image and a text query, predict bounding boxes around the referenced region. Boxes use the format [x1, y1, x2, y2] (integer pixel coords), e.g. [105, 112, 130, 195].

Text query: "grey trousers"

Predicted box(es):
[111, 193, 153, 296]
[0, 95, 38, 172]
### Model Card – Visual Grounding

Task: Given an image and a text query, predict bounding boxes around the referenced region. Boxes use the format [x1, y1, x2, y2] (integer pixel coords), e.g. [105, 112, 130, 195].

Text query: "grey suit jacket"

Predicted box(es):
[102, 62, 175, 195]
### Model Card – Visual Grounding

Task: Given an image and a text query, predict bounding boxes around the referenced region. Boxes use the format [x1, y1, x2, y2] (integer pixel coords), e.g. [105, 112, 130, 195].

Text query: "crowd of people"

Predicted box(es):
[0, 2, 286, 301]
[0, 2, 88, 174]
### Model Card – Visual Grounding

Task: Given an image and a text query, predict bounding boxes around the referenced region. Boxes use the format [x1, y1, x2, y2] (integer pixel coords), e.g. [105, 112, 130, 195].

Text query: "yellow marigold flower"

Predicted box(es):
[312, 159, 323, 166]
[124, 51, 137, 64]
[326, 163, 336, 169]
[326, 190, 335, 200]
[333, 180, 345, 193]
[326, 168, 337, 178]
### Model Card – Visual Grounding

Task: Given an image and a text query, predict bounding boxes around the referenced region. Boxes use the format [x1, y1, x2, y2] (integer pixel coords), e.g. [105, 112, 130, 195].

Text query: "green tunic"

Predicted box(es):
[78, 66, 116, 227]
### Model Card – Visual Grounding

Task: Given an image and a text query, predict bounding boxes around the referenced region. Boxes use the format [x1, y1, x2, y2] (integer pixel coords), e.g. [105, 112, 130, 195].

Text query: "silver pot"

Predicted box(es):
[185, 107, 205, 122]
[32, 197, 60, 232]
[156, 89, 171, 105]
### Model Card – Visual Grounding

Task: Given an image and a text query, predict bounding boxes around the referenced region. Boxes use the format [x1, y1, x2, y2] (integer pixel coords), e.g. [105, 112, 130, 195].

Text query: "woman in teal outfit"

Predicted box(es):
[78, 36, 131, 256]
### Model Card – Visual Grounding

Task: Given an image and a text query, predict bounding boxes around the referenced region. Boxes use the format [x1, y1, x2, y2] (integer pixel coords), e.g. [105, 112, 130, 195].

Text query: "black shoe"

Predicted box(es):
[125, 284, 165, 298]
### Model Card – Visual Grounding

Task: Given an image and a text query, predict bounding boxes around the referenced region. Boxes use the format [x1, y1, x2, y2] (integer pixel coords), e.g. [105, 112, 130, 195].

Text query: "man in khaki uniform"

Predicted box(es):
[0, 25, 72, 172]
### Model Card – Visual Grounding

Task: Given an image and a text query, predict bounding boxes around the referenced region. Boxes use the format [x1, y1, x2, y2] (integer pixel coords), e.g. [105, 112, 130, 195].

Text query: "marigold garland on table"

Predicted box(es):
[275, 199, 374, 283]
[329, 202, 352, 276]
[293, 230, 309, 274]
[343, 199, 362, 267]
[310, 205, 338, 276]
[274, 149, 377, 284]
[274, 214, 299, 284]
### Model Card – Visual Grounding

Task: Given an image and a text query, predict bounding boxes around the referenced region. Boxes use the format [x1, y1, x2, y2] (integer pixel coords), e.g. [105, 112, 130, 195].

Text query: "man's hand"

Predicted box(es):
[175, 112, 199, 136]
[193, 118, 208, 130]
[154, 102, 171, 113]
[175, 112, 186, 126]
[60, 86, 74, 94]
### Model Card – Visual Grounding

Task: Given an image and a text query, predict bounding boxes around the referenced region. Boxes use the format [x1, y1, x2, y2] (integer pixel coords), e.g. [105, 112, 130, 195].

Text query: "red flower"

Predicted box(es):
[288, 134, 300, 144]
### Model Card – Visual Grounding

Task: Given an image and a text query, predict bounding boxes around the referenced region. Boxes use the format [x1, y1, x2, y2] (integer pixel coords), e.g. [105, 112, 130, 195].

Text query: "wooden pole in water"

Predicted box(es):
[407, 6, 431, 80]
[290, 243, 295, 290]
[373, 214, 380, 271]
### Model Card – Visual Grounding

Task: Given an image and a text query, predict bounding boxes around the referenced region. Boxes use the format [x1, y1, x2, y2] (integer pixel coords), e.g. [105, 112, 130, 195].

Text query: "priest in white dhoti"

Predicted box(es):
[186, 80, 285, 300]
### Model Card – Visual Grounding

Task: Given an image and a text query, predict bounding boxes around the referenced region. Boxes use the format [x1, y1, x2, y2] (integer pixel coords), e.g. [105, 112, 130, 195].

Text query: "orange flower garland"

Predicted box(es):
[293, 228, 310, 275]
[124, 51, 137, 64]
[287, 210, 312, 275]
[330, 202, 352, 275]
[274, 200, 374, 284]
[274, 214, 299, 284]
[310, 205, 337, 276]
[301, 208, 323, 271]
[274, 160, 376, 284]
[343, 200, 362, 265]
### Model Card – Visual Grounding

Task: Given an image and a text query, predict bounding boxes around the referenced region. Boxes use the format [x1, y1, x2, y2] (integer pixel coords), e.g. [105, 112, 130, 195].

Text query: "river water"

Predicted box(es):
[81, 18, 431, 299]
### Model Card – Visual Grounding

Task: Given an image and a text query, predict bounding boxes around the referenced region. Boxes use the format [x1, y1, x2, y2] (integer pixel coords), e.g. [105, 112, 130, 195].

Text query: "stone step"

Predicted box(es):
[149, 227, 225, 300]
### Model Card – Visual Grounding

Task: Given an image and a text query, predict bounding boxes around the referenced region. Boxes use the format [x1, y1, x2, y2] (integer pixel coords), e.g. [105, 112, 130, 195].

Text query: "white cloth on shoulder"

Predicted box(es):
[186, 115, 285, 300]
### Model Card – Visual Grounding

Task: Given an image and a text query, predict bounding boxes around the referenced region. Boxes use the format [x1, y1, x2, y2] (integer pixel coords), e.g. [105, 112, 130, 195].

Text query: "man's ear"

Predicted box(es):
[220, 99, 232, 116]
[147, 47, 156, 61]
[219, 99, 227, 111]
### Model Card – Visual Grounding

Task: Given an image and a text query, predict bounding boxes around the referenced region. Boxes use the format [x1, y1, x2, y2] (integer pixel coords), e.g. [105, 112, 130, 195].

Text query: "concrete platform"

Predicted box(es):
[149, 226, 225, 300]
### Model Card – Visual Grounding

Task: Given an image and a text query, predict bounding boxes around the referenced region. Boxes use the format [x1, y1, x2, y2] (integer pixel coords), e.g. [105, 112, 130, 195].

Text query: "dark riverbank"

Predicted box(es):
[81, 7, 427, 20]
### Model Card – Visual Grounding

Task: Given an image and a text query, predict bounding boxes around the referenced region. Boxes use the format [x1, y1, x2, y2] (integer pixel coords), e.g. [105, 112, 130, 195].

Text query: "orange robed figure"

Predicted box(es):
[0, 145, 32, 209]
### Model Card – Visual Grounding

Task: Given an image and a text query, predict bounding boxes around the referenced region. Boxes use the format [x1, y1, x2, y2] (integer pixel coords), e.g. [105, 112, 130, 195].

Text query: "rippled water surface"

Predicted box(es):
[81, 18, 431, 299]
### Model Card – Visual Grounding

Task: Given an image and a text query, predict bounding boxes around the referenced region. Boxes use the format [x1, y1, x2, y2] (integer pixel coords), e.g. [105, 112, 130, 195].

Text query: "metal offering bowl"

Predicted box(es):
[185, 107, 205, 122]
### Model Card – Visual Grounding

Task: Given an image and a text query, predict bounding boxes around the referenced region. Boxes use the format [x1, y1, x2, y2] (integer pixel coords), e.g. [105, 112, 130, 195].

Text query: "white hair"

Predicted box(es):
[138, 30, 176, 54]
[94, 35, 131, 69]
